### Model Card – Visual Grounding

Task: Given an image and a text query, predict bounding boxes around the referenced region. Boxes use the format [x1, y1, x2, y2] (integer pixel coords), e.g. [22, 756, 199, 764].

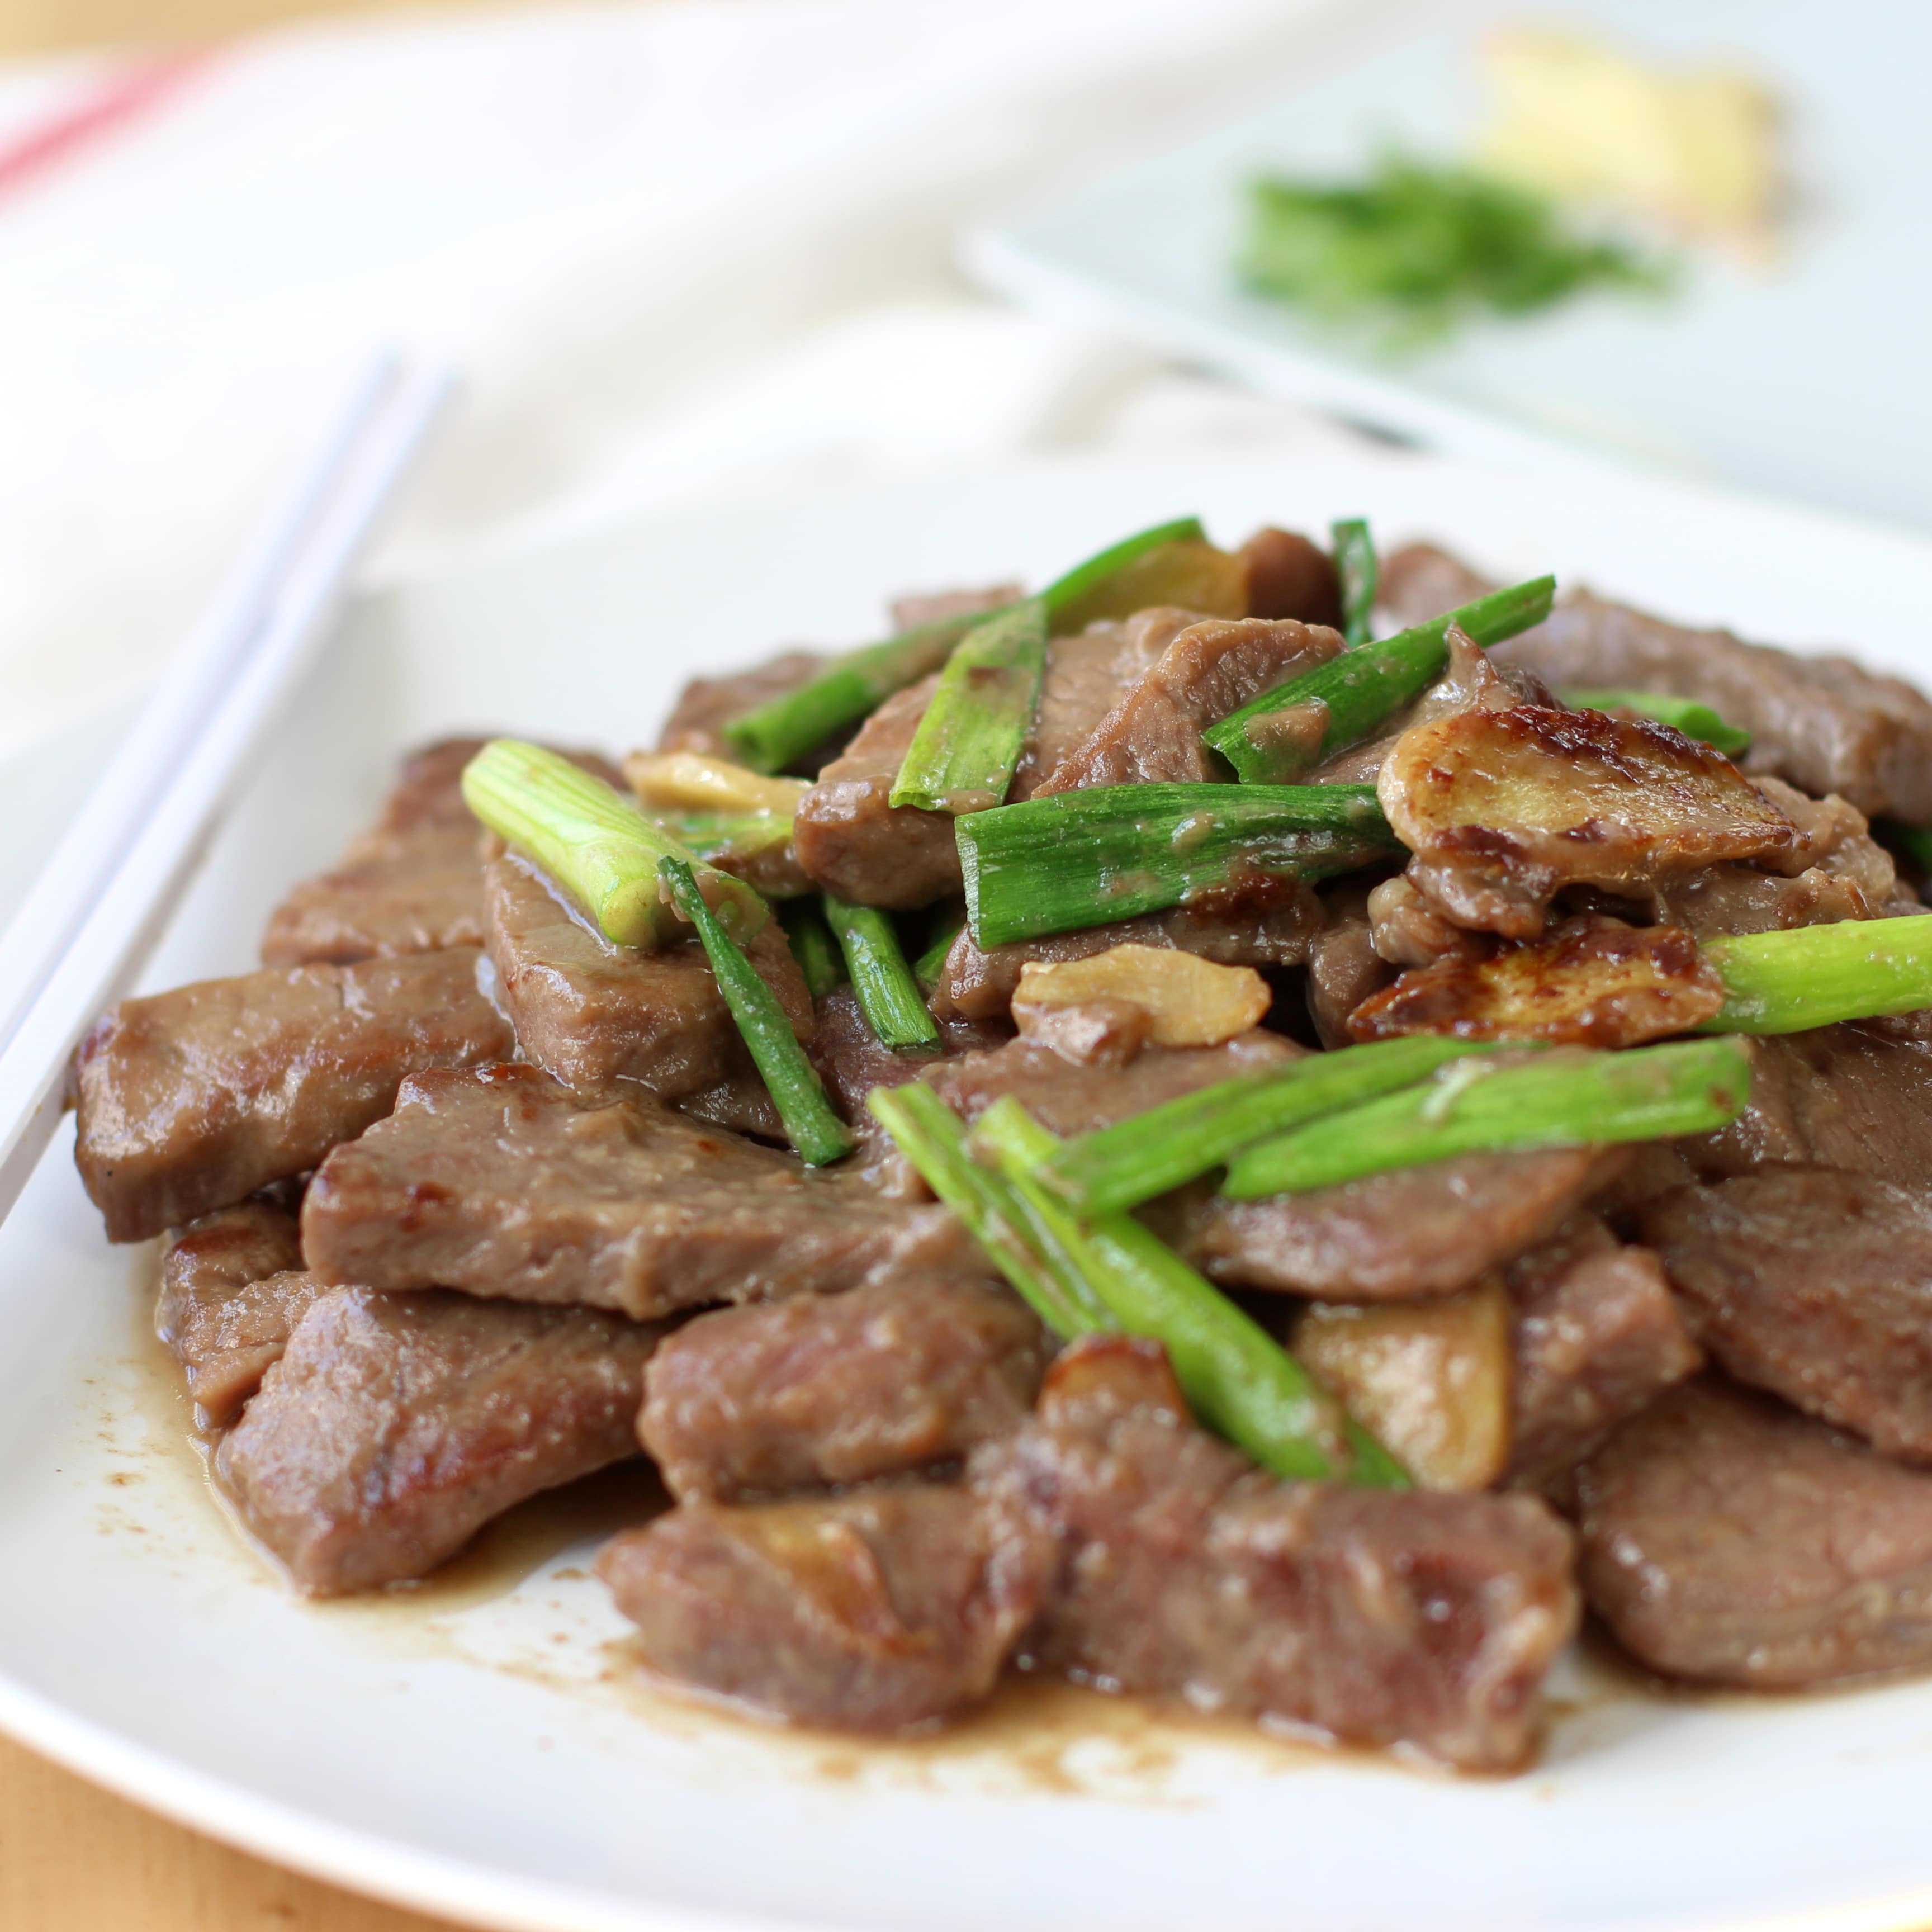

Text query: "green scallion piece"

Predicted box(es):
[823, 896, 941, 1049]
[779, 898, 846, 1000]
[1222, 1039, 1753, 1198]
[1202, 575, 1556, 784]
[889, 598, 1049, 813]
[462, 740, 766, 950]
[1564, 689, 1751, 759]
[721, 516, 1206, 775]
[956, 782, 1399, 949]
[1040, 1036, 1500, 1218]
[722, 610, 992, 775]
[1330, 516, 1377, 648]
[1038, 515, 1206, 621]
[866, 1084, 1108, 1339]
[973, 1098, 1407, 1487]
[1701, 914, 1932, 1034]
[645, 808, 793, 854]
[660, 859, 853, 1164]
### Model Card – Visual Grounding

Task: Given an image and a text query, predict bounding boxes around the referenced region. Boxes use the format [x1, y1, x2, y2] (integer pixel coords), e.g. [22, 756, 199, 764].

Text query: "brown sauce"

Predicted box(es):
[115, 1245, 1867, 1800]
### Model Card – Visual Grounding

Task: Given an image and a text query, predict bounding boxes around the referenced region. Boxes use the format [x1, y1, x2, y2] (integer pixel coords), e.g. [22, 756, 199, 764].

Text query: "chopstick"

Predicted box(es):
[0, 349, 453, 1228]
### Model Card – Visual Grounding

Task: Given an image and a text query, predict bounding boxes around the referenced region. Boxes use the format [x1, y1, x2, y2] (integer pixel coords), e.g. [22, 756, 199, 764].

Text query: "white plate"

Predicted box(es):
[6, 452, 1932, 1932]
[967, 0, 1932, 532]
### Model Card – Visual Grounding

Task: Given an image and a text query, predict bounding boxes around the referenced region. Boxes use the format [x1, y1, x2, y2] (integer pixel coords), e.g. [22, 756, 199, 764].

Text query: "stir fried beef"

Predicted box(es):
[793, 610, 1195, 910]
[1348, 922, 1728, 1049]
[483, 842, 811, 1102]
[261, 741, 626, 968]
[1032, 615, 1342, 793]
[262, 738, 492, 966]
[73, 949, 513, 1242]
[608, 1337, 1576, 1758]
[1504, 1216, 1701, 1493]
[976, 1338, 1578, 1770]
[301, 1064, 972, 1319]
[788, 672, 962, 908]
[599, 1484, 1051, 1731]
[157, 1201, 315, 1424]
[217, 1287, 660, 1595]
[675, 1069, 788, 1142]
[159, 1197, 301, 1293]
[1011, 996, 1151, 1067]
[933, 896, 1322, 1022]
[640, 1276, 1047, 1502]
[1380, 700, 1800, 940]
[1383, 543, 1932, 823]
[1181, 1147, 1630, 1301]
[903, 1026, 1625, 1300]
[1576, 1380, 1932, 1687]
[1684, 1025, 1932, 1186]
[1306, 882, 1398, 1046]
[1235, 526, 1344, 627]
[807, 986, 1008, 1167]
[1641, 1168, 1932, 1462]
[78, 515, 1932, 1768]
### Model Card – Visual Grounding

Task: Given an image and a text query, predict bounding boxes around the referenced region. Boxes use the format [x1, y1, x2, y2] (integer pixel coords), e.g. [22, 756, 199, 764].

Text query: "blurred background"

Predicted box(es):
[1, 0, 423, 49]
[5, 0, 1922, 785]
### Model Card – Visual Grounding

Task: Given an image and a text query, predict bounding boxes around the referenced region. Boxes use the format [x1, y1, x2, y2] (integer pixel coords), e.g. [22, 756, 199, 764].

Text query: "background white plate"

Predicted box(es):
[6, 452, 1932, 1932]
[968, 0, 1932, 532]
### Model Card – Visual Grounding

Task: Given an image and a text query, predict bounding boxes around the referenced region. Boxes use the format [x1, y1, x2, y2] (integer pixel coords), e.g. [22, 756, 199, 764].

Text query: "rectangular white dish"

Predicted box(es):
[967, 0, 1932, 532]
[4, 449, 1932, 1932]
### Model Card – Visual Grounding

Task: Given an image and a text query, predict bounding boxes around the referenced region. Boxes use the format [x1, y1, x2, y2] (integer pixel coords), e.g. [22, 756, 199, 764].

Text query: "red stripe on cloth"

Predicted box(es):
[0, 50, 213, 202]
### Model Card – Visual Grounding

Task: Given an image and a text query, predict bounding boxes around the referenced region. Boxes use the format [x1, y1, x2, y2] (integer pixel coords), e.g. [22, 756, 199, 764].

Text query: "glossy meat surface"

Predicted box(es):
[976, 1339, 1578, 1770]
[1180, 1147, 1630, 1300]
[1504, 1215, 1702, 1493]
[642, 1276, 1045, 1502]
[1032, 614, 1342, 793]
[302, 1064, 975, 1320]
[1642, 1167, 1932, 1462]
[483, 843, 810, 1103]
[599, 1484, 1051, 1731]
[1577, 1380, 1932, 1687]
[217, 1286, 660, 1595]
[157, 1201, 314, 1425]
[72, 948, 513, 1242]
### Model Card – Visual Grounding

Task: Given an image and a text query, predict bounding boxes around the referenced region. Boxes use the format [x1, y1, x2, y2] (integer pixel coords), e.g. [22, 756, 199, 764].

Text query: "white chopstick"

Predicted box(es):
[0, 349, 453, 1228]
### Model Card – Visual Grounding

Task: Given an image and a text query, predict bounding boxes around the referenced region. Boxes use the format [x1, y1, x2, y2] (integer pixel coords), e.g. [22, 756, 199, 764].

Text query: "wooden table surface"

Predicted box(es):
[0, 1731, 467, 1930]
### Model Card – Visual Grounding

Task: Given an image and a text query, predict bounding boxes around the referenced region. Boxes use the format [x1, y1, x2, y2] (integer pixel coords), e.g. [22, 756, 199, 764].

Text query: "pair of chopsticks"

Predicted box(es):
[0, 349, 453, 1228]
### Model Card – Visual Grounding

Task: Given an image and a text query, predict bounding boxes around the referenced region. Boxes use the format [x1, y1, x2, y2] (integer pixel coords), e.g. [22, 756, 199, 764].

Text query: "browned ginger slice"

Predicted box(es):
[1347, 921, 1727, 1048]
[1378, 703, 1799, 938]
